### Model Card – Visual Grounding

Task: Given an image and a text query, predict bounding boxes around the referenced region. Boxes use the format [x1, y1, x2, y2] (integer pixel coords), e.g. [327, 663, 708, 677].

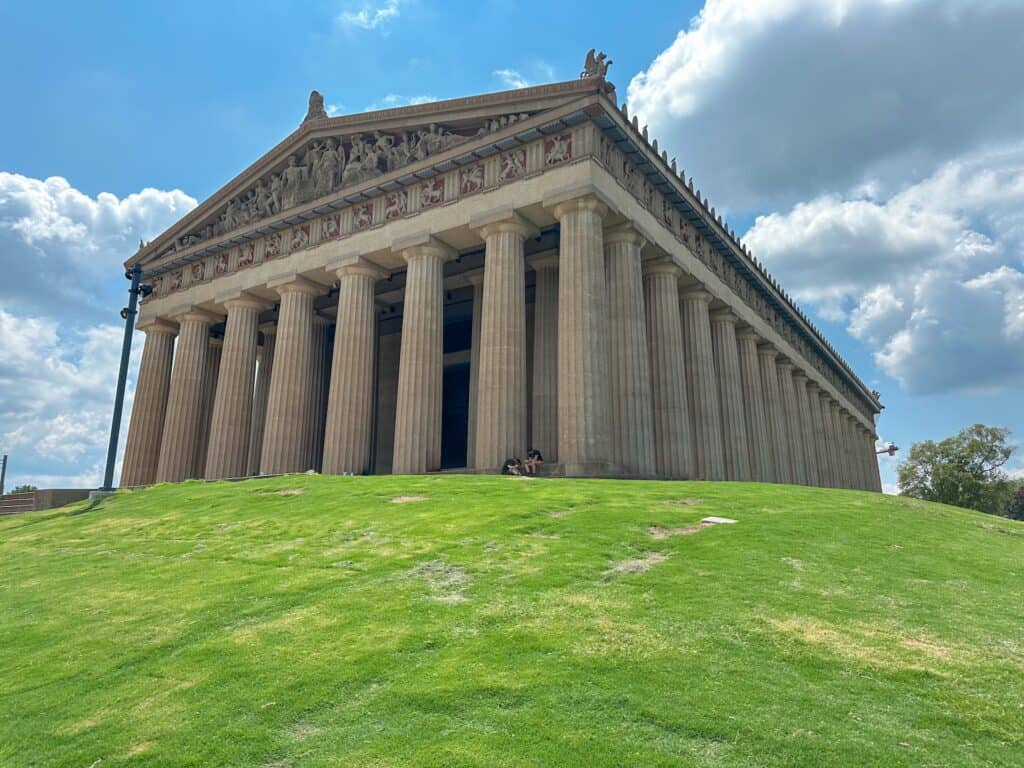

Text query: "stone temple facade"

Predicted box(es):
[120, 64, 883, 490]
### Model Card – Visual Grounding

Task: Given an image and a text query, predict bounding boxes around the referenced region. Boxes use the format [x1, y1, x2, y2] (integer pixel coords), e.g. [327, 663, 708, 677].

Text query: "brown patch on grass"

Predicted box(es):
[127, 741, 153, 757]
[782, 557, 805, 570]
[410, 558, 469, 602]
[287, 723, 323, 741]
[649, 522, 713, 539]
[256, 488, 303, 496]
[607, 552, 668, 574]
[391, 495, 427, 504]
[549, 509, 573, 518]
[663, 497, 702, 507]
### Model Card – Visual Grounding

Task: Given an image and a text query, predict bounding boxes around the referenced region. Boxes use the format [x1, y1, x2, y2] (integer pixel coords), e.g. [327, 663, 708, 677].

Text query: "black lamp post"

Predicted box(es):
[100, 263, 151, 492]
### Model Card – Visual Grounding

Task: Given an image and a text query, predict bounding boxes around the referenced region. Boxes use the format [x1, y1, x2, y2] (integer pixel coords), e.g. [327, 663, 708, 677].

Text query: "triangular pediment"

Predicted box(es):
[130, 78, 613, 269]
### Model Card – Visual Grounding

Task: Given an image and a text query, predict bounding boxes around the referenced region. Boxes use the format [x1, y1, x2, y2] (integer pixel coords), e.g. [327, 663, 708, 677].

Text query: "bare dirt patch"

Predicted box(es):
[256, 488, 304, 496]
[607, 552, 668, 574]
[410, 558, 469, 602]
[549, 509, 573, 518]
[649, 522, 714, 539]
[662, 497, 702, 507]
[391, 496, 427, 504]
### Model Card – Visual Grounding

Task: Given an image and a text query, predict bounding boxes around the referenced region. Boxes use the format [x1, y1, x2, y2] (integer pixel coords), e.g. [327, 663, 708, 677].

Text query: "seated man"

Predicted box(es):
[501, 457, 523, 476]
[523, 449, 544, 476]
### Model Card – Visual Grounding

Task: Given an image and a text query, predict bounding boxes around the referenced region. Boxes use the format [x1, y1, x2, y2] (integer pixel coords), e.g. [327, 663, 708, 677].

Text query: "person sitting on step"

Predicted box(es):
[524, 449, 544, 476]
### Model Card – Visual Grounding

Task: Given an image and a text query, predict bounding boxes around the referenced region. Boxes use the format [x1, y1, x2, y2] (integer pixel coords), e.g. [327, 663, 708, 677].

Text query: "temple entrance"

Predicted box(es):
[441, 362, 470, 469]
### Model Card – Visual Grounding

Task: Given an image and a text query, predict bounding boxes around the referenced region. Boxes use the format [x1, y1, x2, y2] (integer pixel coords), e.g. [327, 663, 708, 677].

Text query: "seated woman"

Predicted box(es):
[501, 457, 523, 476]
[523, 449, 544, 476]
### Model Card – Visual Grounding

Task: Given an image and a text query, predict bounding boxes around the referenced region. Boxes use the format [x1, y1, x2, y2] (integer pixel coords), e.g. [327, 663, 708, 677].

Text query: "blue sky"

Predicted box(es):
[1, 0, 1022, 491]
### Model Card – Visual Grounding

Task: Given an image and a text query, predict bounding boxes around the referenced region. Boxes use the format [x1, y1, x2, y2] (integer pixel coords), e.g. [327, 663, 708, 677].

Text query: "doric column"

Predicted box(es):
[710, 310, 751, 481]
[472, 214, 533, 469]
[552, 195, 613, 474]
[680, 288, 725, 480]
[155, 309, 218, 483]
[826, 400, 848, 488]
[758, 345, 792, 484]
[817, 391, 841, 487]
[736, 329, 772, 482]
[793, 373, 822, 487]
[869, 430, 883, 492]
[393, 239, 453, 474]
[247, 325, 276, 476]
[205, 293, 267, 480]
[193, 338, 222, 478]
[306, 315, 332, 472]
[465, 271, 484, 468]
[260, 276, 324, 475]
[807, 383, 832, 487]
[856, 424, 872, 490]
[605, 224, 655, 476]
[777, 361, 807, 485]
[322, 260, 386, 475]
[120, 319, 177, 487]
[643, 261, 693, 478]
[529, 254, 559, 463]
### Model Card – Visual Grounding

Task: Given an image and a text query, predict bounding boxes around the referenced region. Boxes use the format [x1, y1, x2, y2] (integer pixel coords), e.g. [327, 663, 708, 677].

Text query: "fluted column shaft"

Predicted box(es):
[817, 393, 841, 487]
[247, 327, 276, 476]
[465, 273, 484, 468]
[529, 256, 559, 462]
[605, 226, 655, 475]
[474, 219, 531, 469]
[710, 311, 751, 481]
[553, 196, 613, 473]
[393, 243, 449, 474]
[193, 339, 222, 478]
[260, 278, 322, 474]
[323, 262, 385, 475]
[205, 297, 264, 479]
[121, 320, 177, 487]
[156, 311, 217, 483]
[306, 316, 331, 472]
[808, 385, 833, 487]
[826, 401, 848, 488]
[644, 263, 693, 478]
[758, 347, 792, 484]
[681, 289, 725, 480]
[736, 330, 772, 482]
[777, 362, 807, 485]
[793, 374, 821, 487]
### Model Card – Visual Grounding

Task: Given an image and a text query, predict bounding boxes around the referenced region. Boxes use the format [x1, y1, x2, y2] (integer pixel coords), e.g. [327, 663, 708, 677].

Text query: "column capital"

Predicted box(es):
[680, 287, 714, 304]
[777, 359, 795, 372]
[604, 222, 648, 248]
[792, 370, 809, 383]
[392, 232, 458, 263]
[735, 326, 761, 342]
[757, 343, 778, 358]
[267, 273, 328, 297]
[137, 317, 179, 335]
[709, 308, 739, 326]
[546, 189, 610, 221]
[217, 289, 273, 312]
[330, 256, 388, 281]
[527, 249, 559, 271]
[470, 208, 539, 240]
[259, 321, 278, 336]
[643, 258, 682, 278]
[169, 306, 222, 326]
[463, 268, 485, 286]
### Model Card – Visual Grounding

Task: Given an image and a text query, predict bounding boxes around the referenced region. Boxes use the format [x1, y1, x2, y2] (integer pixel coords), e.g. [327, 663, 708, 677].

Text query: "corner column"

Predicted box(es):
[710, 310, 751, 481]
[155, 310, 219, 483]
[643, 261, 693, 478]
[260, 276, 324, 475]
[472, 215, 533, 469]
[205, 294, 267, 479]
[247, 325, 276, 476]
[551, 195, 613, 474]
[605, 224, 655, 476]
[529, 254, 559, 463]
[392, 239, 452, 474]
[736, 329, 772, 482]
[120, 319, 178, 487]
[323, 260, 387, 475]
[758, 345, 792, 484]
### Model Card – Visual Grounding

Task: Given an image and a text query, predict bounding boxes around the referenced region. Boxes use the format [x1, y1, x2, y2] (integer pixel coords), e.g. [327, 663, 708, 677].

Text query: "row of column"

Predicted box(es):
[121, 194, 882, 490]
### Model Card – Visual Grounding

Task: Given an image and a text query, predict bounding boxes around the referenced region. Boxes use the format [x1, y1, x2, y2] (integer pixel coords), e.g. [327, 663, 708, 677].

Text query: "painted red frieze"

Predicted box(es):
[499, 150, 526, 181]
[544, 133, 572, 165]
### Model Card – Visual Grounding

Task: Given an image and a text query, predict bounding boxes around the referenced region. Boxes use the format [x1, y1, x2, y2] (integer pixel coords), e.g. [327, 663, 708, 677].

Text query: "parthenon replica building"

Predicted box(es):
[120, 56, 883, 491]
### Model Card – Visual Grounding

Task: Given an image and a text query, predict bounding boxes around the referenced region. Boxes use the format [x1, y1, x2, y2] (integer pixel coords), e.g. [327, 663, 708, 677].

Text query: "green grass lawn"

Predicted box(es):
[1, 475, 1022, 767]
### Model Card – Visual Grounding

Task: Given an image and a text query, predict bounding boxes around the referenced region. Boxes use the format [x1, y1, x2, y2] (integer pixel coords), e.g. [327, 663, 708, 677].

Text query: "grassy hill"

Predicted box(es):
[1, 475, 1022, 767]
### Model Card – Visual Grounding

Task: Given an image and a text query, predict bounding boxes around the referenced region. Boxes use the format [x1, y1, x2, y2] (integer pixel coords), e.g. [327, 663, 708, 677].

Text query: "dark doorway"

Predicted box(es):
[441, 362, 470, 469]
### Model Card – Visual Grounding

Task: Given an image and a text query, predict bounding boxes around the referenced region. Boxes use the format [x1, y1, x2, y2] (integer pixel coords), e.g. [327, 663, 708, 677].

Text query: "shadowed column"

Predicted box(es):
[323, 260, 387, 475]
[193, 338, 222, 479]
[205, 294, 267, 480]
[758, 345, 791, 484]
[393, 239, 452, 474]
[260, 276, 324, 475]
[710, 310, 751, 481]
[818, 392, 842, 487]
[473, 214, 533, 469]
[736, 329, 772, 482]
[552, 195, 613, 475]
[793, 373, 822, 487]
[156, 309, 219, 483]
[643, 260, 693, 478]
[306, 315, 332, 472]
[247, 325, 276, 476]
[808, 383, 833, 487]
[869, 430, 883, 491]
[826, 400, 848, 488]
[777, 361, 807, 485]
[680, 289, 723, 480]
[121, 319, 177, 487]
[529, 254, 559, 463]
[605, 224, 655, 476]
[465, 271, 484, 468]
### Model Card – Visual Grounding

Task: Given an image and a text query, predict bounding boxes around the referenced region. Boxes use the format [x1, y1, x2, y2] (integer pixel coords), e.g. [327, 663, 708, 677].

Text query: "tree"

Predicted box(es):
[11, 484, 38, 493]
[897, 424, 1015, 516]
[1005, 485, 1024, 521]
